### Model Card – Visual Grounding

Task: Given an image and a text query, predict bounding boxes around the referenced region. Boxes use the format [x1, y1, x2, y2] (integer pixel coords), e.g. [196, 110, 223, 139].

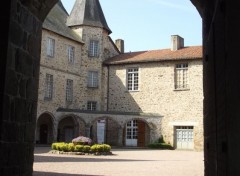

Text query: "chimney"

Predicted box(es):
[115, 39, 124, 53]
[171, 35, 184, 51]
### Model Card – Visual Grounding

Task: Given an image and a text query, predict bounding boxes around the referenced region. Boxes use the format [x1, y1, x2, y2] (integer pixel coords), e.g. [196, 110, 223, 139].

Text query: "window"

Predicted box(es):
[88, 40, 99, 57]
[126, 120, 138, 139]
[66, 79, 73, 102]
[127, 68, 139, 91]
[88, 71, 98, 88]
[68, 45, 75, 63]
[45, 74, 53, 99]
[47, 37, 55, 57]
[175, 63, 189, 89]
[87, 101, 97, 111]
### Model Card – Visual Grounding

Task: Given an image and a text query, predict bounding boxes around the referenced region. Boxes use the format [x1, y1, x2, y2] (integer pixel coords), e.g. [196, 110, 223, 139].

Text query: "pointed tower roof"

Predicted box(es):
[66, 0, 112, 34]
[43, 1, 83, 43]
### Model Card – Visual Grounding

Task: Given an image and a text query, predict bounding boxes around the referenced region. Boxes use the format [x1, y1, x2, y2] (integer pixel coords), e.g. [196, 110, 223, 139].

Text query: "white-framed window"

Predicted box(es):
[127, 68, 139, 91]
[66, 79, 73, 102]
[45, 74, 53, 99]
[68, 45, 75, 63]
[47, 37, 55, 57]
[88, 40, 99, 57]
[126, 120, 138, 139]
[87, 101, 97, 111]
[87, 71, 98, 88]
[175, 63, 189, 89]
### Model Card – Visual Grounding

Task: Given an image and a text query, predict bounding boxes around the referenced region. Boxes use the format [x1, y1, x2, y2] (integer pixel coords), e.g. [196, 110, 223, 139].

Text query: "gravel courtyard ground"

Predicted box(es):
[33, 146, 204, 176]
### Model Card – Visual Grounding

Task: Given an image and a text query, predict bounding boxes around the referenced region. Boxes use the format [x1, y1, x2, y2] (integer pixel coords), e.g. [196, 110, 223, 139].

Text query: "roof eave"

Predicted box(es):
[104, 57, 202, 66]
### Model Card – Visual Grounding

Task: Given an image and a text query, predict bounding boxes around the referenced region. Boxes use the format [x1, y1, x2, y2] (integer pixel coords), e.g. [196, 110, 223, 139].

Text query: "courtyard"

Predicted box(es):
[33, 146, 204, 176]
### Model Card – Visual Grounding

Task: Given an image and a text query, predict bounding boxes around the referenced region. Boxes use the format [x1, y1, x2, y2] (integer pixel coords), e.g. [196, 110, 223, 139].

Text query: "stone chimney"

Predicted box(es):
[115, 39, 124, 53]
[171, 35, 184, 51]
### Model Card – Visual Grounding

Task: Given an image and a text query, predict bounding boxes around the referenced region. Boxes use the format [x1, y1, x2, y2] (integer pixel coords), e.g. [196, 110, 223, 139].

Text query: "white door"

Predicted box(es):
[65, 128, 73, 143]
[176, 126, 194, 150]
[126, 120, 138, 146]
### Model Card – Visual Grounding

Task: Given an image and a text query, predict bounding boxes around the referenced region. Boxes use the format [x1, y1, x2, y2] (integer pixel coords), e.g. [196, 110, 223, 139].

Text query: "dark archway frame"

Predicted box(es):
[2, 0, 239, 176]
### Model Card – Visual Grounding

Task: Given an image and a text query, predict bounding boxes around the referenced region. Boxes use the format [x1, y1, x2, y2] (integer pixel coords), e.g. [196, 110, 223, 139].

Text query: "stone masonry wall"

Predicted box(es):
[107, 60, 203, 150]
[71, 26, 119, 111]
[37, 29, 84, 117]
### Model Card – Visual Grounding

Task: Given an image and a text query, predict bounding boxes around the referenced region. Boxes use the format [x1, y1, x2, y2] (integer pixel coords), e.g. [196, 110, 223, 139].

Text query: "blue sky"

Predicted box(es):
[61, 0, 202, 52]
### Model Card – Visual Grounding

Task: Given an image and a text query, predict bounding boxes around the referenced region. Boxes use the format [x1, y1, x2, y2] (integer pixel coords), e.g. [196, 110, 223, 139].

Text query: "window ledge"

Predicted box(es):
[46, 55, 54, 59]
[44, 97, 52, 101]
[87, 86, 99, 89]
[174, 88, 190, 91]
[125, 90, 140, 93]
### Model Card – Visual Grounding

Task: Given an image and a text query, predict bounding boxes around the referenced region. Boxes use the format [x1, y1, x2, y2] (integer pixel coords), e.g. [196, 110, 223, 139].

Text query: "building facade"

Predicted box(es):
[36, 0, 203, 151]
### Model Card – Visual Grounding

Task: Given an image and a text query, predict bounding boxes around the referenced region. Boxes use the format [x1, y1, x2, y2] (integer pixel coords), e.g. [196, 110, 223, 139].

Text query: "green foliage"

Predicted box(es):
[75, 145, 84, 152]
[102, 144, 111, 152]
[51, 142, 112, 154]
[51, 143, 57, 150]
[147, 143, 173, 150]
[67, 143, 75, 152]
[83, 145, 90, 152]
[158, 136, 165, 143]
[90, 144, 111, 153]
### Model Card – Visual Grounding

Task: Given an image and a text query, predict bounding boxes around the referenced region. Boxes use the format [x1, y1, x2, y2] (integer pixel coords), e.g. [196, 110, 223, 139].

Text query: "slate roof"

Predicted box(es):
[104, 46, 202, 65]
[43, 1, 83, 43]
[66, 0, 112, 34]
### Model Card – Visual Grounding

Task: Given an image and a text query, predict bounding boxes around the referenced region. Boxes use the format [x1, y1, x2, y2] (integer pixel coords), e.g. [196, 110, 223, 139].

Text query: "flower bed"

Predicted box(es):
[50, 142, 113, 155]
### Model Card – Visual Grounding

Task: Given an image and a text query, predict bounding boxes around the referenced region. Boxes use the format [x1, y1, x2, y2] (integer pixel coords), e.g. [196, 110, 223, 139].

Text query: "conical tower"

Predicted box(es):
[66, 0, 112, 34]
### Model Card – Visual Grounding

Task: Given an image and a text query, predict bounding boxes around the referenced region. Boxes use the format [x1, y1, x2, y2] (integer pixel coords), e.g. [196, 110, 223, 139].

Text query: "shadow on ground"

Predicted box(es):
[34, 155, 156, 163]
[33, 171, 102, 176]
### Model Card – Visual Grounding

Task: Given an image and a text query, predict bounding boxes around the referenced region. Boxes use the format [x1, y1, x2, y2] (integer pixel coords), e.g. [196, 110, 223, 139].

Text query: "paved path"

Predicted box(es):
[33, 147, 204, 176]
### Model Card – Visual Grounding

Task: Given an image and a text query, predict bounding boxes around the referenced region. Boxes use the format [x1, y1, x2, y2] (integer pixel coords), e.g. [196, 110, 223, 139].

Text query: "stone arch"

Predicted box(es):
[36, 112, 55, 144]
[89, 116, 121, 146]
[123, 118, 151, 147]
[57, 114, 83, 143]
[5, 0, 238, 175]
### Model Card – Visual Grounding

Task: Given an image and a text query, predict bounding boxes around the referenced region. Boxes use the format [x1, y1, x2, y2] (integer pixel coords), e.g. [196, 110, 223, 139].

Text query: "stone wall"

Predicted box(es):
[37, 26, 119, 117]
[37, 29, 84, 116]
[107, 60, 203, 150]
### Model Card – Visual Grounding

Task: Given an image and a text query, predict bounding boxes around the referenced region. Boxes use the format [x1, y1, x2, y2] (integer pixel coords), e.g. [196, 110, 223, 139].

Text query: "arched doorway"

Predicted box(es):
[58, 116, 78, 143]
[36, 113, 54, 144]
[124, 119, 150, 147]
[39, 124, 48, 144]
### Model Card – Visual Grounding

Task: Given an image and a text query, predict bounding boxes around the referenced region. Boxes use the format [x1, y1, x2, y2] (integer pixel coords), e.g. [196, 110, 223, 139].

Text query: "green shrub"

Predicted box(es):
[67, 143, 75, 152]
[158, 136, 165, 143]
[83, 145, 90, 152]
[61, 143, 69, 152]
[75, 145, 84, 152]
[51, 142, 111, 154]
[57, 143, 65, 151]
[90, 144, 98, 152]
[51, 143, 57, 150]
[90, 144, 111, 153]
[147, 143, 173, 150]
[102, 144, 111, 152]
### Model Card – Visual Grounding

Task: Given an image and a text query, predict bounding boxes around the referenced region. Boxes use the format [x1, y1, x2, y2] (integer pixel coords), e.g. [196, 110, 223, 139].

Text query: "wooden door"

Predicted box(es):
[137, 121, 145, 147]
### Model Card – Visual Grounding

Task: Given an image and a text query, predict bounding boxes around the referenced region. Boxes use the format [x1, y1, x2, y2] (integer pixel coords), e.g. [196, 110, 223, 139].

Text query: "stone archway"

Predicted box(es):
[123, 119, 150, 147]
[36, 112, 54, 144]
[57, 116, 79, 143]
[3, 0, 240, 176]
